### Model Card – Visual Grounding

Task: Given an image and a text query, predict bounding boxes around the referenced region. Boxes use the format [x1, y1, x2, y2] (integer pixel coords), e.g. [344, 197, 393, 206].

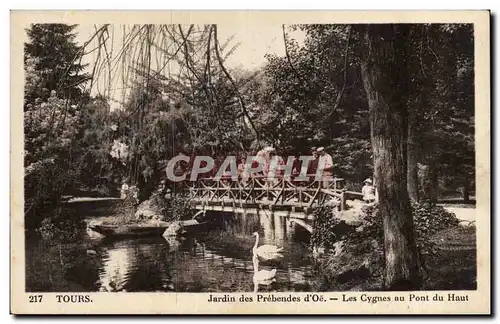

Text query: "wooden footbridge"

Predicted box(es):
[186, 175, 364, 220]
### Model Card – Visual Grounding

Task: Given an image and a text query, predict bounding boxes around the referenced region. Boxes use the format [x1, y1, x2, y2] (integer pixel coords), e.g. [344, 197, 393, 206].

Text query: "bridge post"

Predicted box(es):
[266, 179, 270, 204]
[232, 180, 236, 208]
[297, 184, 302, 208]
[239, 180, 243, 208]
[341, 189, 346, 211]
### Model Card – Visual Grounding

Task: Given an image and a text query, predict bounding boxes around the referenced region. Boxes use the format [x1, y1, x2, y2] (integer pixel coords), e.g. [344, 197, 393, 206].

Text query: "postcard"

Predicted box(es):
[10, 10, 490, 315]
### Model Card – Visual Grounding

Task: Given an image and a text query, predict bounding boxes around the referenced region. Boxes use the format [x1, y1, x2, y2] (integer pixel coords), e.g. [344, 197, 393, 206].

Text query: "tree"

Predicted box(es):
[23, 24, 94, 226]
[412, 24, 474, 203]
[359, 24, 422, 290]
[24, 91, 84, 226]
[24, 24, 89, 106]
[259, 23, 474, 288]
[261, 25, 373, 182]
[72, 95, 120, 196]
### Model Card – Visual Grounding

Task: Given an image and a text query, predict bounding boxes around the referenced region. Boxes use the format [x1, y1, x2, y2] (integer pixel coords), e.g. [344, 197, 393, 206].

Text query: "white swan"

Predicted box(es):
[252, 232, 283, 260]
[252, 254, 277, 292]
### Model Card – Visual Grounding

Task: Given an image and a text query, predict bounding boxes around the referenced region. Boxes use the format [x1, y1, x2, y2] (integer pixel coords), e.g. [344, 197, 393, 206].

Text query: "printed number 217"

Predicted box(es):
[28, 295, 43, 303]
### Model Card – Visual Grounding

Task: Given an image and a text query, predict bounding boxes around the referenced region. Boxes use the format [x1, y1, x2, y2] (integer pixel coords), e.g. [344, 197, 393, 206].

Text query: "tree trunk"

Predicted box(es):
[463, 175, 470, 203]
[360, 24, 421, 290]
[425, 164, 438, 203]
[407, 113, 419, 202]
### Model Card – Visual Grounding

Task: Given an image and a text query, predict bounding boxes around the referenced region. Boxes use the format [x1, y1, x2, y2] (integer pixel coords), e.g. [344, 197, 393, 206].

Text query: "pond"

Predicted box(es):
[26, 210, 320, 293]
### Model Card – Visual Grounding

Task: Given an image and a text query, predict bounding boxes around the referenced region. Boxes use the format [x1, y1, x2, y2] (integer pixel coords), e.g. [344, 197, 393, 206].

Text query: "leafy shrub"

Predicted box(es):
[37, 208, 84, 243]
[412, 202, 461, 255]
[312, 201, 460, 256]
[412, 202, 460, 236]
[310, 205, 341, 249]
[24, 92, 84, 228]
[311, 203, 384, 290]
[165, 194, 195, 221]
[345, 203, 383, 247]
[312, 201, 462, 290]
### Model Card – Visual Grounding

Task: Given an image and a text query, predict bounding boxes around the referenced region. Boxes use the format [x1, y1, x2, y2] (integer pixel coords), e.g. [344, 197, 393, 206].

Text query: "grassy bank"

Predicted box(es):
[423, 225, 476, 290]
[314, 225, 476, 291]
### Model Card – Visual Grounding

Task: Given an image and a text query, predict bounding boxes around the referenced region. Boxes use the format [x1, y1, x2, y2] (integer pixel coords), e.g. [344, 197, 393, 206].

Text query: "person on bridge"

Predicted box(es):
[268, 148, 285, 182]
[306, 147, 319, 179]
[291, 154, 303, 180]
[252, 149, 268, 178]
[316, 147, 334, 188]
[237, 152, 248, 182]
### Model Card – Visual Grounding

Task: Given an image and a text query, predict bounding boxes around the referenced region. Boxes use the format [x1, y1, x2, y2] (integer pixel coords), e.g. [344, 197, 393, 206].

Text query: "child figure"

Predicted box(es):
[362, 178, 376, 203]
[120, 179, 130, 199]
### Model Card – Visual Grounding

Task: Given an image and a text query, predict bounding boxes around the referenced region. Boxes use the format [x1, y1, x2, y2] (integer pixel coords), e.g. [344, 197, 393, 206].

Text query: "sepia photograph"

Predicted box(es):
[10, 10, 490, 314]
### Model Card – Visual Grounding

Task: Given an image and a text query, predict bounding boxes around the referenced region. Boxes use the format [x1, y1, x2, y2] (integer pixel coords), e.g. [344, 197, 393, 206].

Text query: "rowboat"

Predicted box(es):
[88, 211, 210, 238]
[88, 223, 170, 238]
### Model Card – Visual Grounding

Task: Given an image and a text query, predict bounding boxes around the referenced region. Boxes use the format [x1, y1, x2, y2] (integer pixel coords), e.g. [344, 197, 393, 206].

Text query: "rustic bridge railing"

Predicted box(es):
[186, 175, 364, 215]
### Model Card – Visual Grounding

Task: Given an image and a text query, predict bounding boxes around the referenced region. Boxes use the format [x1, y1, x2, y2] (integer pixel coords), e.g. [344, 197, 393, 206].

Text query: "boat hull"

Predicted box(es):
[88, 224, 169, 237]
[88, 220, 210, 238]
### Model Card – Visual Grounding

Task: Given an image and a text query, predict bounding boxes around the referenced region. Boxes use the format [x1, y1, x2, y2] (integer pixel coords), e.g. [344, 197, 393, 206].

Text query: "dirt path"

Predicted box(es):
[442, 206, 476, 224]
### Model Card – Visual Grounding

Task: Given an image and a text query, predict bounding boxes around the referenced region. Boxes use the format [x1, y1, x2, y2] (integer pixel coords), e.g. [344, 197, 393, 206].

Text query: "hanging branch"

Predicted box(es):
[325, 25, 352, 118]
[178, 25, 203, 84]
[203, 26, 217, 107]
[57, 24, 110, 92]
[119, 27, 190, 123]
[149, 25, 191, 80]
[282, 24, 306, 86]
[139, 24, 153, 128]
[420, 27, 427, 78]
[204, 26, 212, 79]
[178, 24, 220, 110]
[175, 25, 209, 124]
[212, 24, 259, 141]
[109, 25, 148, 80]
[426, 26, 440, 64]
[203, 26, 222, 109]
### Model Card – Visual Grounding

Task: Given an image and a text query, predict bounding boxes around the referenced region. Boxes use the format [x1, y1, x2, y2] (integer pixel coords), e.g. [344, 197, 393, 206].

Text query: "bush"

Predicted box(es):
[412, 202, 460, 236]
[412, 202, 461, 255]
[165, 194, 195, 221]
[313, 201, 460, 255]
[342, 203, 384, 248]
[310, 205, 341, 250]
[36, 208, 84, 243]
[312, 201, 461, 279]
[24, 92, 84, 228]
[312, 201, 462, 290]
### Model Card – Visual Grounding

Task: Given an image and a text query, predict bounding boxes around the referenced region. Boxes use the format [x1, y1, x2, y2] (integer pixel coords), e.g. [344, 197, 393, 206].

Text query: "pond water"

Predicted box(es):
[26, 210, 320, 293]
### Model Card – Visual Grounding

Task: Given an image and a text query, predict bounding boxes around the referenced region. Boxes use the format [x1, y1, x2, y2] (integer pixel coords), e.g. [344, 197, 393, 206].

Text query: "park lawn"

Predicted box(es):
[317, 225, 477, 291]
[423, 225, 477, 290]
[423, 249, 476, 290]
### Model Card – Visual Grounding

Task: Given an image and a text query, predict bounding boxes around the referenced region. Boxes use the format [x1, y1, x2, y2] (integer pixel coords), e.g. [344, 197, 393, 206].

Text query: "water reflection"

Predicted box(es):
[252, 254, 277, 292]
[27, 212, 317, 292]
[260, 212, 275, 242]
[274, 214, 286, 241]
[97, 237, 175, 292]
[99, 248, 132, 291]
